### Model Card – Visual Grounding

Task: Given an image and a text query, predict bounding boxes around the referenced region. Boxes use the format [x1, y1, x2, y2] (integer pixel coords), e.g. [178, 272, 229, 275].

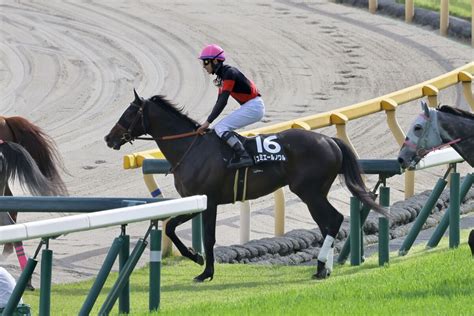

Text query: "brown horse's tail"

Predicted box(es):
[332, 137, 390, 218]
[0, 141, 63, 196]
[6, 116, 68, 195]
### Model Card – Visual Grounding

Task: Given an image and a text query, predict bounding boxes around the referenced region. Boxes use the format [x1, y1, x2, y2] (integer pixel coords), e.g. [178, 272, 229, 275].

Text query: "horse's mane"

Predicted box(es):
[149, 95, 200, 128]
[438, 105, 474, 120]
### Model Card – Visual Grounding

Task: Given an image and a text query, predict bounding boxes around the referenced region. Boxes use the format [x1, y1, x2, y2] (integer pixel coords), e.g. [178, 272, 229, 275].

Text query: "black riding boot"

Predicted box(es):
[222, 131, 254, 169]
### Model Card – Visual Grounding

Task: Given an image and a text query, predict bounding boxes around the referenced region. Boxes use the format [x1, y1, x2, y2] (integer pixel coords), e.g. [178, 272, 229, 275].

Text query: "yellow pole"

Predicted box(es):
[382, 99, 415, 198]
[369, 0, 378, 13]
[405, 0, 414, 22]
[143, 174, 172, 256]
[440, 0, 449, 36]
[459, 71, 474, 110]
[274, 188, 285, 236]
[422, 85, 439, 107]
[331, 113, 359, 158]
[240, 201, 250, 243]
[404, 171, 415, 198]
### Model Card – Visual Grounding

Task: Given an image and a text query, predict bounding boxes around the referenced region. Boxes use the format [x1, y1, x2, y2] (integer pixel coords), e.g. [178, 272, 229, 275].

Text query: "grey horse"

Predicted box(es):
[398, 102, 474, 169]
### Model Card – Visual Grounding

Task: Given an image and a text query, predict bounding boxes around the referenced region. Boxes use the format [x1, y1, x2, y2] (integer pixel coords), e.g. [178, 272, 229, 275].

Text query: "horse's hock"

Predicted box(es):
[213, 179, 474, 264]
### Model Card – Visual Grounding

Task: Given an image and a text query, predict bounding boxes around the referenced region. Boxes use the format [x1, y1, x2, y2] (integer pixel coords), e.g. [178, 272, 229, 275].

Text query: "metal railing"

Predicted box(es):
[0, 195, 207, 314]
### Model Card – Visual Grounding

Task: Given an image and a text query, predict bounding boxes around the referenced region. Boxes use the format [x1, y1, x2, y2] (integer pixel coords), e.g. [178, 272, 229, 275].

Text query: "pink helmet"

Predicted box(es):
[199, 44, 226, 61]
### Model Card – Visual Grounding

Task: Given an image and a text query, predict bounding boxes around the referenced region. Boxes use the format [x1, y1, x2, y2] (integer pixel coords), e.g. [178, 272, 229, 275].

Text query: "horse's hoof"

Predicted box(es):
[312, 263, 331, 280]
[195, 254, 204, 266]
[26, 282, 35, 291]
[188, 247, 205, 265]
[193, 274, 213, 283]
[312, 268, 330, 280]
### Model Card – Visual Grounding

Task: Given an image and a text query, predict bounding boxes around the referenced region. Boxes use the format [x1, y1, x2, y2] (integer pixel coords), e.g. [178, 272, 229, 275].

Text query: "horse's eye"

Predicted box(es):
[413, 124, 423, 137]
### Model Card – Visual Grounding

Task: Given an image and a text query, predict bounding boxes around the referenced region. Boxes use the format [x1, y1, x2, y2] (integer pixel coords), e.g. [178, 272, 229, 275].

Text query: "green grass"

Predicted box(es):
[397, 0, 472, 20]
[23, 230, 474, 315]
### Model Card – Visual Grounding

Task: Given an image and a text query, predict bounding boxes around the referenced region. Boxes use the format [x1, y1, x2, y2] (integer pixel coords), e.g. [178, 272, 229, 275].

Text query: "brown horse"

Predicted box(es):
[0, 115, 67, 289]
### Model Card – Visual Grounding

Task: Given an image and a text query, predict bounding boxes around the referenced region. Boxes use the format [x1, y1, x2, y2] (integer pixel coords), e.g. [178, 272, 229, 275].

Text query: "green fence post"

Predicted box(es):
[39, 247, 53, 316]
[399, 178, 447, 256]
[378, 186, 390, 266]
[99, 239, 148, 315]
[350, 197, 362, 266]
[192, 214, 203, 253]
[337, 204, 371, 264]
[79, 237, 124, 316]
[149, 228, 162, 311]
[427, 174, 473, 248]
[449, 172, 460, 248]
[119, 227, 130, 314]
[3, 258, 37, 315]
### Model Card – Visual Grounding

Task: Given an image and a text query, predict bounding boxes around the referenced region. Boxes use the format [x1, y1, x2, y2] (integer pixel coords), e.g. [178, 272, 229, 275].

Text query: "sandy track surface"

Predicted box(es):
[0, 0, 472, 284]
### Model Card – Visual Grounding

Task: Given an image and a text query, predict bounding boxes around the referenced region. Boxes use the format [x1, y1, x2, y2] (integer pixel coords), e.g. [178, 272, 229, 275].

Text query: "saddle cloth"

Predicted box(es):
[240, 134, 287, 164]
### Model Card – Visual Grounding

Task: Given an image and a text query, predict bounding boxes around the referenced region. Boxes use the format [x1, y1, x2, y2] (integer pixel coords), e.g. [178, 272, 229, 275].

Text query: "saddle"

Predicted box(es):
[222, 133, 287, 203]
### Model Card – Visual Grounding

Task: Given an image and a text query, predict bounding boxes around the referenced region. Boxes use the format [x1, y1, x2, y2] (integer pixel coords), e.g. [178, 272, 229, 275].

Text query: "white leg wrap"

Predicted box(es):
[326, 247, 334, 272]
[317, 235, 335, 263]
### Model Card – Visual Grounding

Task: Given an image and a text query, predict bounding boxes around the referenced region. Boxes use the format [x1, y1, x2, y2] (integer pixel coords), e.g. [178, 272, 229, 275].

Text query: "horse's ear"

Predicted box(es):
[133, 89, 141, 104]
[421, 101, 430, 118]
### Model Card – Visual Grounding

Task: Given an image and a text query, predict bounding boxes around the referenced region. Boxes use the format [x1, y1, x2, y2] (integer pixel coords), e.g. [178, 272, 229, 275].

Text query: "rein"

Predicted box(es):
[168, 134, 200, 174]
[132, 131, 201, 174]
[135, 131, 200, 141]
[404, 137, 462, 156]
[122, 101, 200, 142]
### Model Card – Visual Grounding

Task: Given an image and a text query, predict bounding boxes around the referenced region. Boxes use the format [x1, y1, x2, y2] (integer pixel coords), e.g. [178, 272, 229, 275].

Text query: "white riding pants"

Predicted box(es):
[214, 96, 265, 138]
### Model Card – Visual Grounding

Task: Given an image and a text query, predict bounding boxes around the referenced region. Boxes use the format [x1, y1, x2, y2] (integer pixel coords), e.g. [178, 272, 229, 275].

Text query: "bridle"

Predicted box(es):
[120, 100, 200, 144]
[118, 98, 202, 173]
[120, 102, 149, 143]
[403, 112, 461, 159]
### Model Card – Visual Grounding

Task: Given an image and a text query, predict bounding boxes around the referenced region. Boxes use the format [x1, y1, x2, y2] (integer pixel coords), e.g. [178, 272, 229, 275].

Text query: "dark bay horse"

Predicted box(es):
[398, 102, 474, 169]
[0, 115, 67, 289]
[105, 91, 388, 282]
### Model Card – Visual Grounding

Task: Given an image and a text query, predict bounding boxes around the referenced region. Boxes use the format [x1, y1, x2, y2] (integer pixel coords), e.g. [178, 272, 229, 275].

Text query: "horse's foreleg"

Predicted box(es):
[165, 213, 203, 265]
[194, 203, 217, 282]
[1, 185, 15, 255]
[1, 210, 17, 255]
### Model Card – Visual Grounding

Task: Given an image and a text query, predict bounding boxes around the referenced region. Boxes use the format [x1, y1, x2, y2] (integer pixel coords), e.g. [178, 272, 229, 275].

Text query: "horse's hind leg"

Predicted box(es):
[165, 213, 204, 265]
[291, 183, 343, 279]
[311, 197, 343, 279]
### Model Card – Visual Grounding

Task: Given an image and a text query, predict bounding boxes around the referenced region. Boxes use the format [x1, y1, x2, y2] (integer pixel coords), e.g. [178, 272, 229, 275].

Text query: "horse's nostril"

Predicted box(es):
[397, 157, 404, 164]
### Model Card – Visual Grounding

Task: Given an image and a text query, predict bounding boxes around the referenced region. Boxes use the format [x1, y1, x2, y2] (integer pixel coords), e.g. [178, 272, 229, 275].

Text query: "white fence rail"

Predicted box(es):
[0, 195, 207, 243]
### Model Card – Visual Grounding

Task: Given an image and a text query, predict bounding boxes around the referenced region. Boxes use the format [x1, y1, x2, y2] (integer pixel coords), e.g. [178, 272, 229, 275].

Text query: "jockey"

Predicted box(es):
[197, 44, 265, 169]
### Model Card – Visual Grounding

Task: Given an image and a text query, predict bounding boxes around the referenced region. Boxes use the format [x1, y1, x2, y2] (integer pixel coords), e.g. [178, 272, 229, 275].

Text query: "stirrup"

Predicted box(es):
[227, 156, 253, 169]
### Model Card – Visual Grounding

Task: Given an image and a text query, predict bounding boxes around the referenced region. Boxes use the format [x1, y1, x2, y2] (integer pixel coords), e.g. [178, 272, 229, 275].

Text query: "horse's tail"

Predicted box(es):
[6, 116, 68, 195]
[332, 138, 390, 218]
[0, 141, 63, 196]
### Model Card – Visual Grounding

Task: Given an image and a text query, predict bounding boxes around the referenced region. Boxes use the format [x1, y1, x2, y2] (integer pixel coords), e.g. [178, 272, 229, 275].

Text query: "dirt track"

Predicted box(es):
[0, 0, 472, 284]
